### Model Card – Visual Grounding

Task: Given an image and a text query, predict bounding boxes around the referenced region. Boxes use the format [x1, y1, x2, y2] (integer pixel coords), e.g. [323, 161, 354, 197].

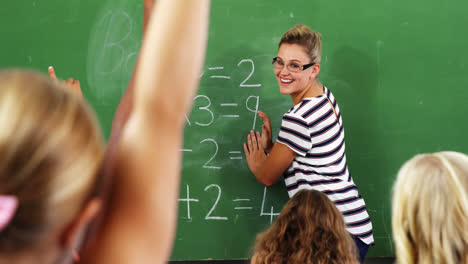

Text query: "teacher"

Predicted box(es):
[244, 24, 374, 262]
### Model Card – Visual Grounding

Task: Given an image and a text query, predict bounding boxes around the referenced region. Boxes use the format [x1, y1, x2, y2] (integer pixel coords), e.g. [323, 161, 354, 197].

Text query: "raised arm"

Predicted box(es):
[105, 0, 157, 156]
[83, 1, 210, 263]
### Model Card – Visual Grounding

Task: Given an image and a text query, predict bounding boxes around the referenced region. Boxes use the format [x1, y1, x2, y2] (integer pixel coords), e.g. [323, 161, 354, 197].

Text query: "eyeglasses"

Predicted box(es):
[272, 57, 315, 73]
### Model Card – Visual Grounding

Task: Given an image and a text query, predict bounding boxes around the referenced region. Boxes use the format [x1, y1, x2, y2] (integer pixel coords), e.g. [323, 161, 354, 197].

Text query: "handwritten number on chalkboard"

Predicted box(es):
[204, 184, 228, 220]
[200, 139, 221, 169]
[237, 59, 262, 88]
[260, 187, 280, 223]
[246, 96, 260, 130]
[193, 95, 214, 126]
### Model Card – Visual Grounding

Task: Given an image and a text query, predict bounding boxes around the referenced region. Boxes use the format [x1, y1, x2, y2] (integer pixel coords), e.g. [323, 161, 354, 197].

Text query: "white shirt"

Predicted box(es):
[277, 86, 374, 245]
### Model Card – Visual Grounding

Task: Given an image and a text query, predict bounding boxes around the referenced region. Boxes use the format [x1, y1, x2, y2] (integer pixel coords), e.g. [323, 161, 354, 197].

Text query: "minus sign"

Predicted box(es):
[221, 115, 240, 118]
[180, 149, 193, 152]
[234, 207, 253, 210]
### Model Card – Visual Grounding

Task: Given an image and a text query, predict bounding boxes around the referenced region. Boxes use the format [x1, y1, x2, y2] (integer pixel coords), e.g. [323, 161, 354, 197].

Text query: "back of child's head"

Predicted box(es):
[253, 189, 357, 264]
[0, 70, 104, 254]
[392, 151, 468, 264]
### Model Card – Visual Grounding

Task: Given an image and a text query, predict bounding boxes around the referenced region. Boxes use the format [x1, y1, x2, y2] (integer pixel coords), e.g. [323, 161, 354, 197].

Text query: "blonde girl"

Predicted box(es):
[392, 151, 468, 264]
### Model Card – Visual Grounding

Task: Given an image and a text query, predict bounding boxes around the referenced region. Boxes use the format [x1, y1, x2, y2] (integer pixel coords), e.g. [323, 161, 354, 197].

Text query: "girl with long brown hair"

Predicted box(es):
[252, 189, 358, 264]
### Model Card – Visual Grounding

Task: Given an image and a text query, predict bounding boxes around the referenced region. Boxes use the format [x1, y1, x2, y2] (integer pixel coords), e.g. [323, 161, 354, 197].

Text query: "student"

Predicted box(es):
[48, 67, 82, 98]
[0, 1, 210, 264]
[243, 24, 374, 262]
[392, 151, 468, 264]
[251, 189, 358, 264]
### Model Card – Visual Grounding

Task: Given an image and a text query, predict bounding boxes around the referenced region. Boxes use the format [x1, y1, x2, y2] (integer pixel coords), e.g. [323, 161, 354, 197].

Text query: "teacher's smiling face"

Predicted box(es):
[274, 43, 319, 99]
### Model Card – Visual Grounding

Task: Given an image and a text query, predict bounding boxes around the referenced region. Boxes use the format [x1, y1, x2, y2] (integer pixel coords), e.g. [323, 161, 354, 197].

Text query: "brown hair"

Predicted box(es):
[279, 24, 322, 64]
[252, 189, 358, 264]
[392, 152, 468, 264]
[0, 70, 104, 253]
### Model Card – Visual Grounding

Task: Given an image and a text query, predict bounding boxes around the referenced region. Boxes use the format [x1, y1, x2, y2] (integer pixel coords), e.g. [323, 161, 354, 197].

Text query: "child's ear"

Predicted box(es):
[60, 198, 102, 249]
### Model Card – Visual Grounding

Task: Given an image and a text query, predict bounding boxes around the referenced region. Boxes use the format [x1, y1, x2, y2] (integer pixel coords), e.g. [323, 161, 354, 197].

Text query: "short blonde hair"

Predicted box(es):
[279, 24, 322, 64]
[0, 70, 104, 253]
[392, 151, 468, 264]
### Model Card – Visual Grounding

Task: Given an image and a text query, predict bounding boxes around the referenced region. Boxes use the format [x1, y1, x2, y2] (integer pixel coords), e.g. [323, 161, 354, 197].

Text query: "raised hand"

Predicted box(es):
[257, 110, 273, 153]
[48, 66, 82, 99]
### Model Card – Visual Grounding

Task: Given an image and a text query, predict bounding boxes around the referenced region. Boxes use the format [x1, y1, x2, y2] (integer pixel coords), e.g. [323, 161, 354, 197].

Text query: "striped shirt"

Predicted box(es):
[276, 86, 375, 245]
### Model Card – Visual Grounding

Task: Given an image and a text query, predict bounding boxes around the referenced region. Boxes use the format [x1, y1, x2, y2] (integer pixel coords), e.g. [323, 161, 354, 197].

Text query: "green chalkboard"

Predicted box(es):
[2, 0, 468, 260]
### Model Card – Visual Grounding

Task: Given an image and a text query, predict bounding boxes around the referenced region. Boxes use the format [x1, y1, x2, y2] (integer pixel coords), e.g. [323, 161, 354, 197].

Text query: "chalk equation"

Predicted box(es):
[200, 59, 262, 88]
[185, 94, 261, 130]
[88, 9, 287, 228]
[179, 185, 280, 224]
[179, 93, 262, 170]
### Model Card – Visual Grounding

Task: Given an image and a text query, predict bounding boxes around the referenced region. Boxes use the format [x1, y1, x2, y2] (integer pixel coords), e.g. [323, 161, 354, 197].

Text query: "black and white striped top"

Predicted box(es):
[276, 86, 374, 245]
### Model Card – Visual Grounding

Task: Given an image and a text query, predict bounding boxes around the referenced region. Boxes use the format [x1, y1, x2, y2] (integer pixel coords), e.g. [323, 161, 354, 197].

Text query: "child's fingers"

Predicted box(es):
[48, 66, 58, 84]
[72, 80, 83, 98]
[243, 143, 249, 155]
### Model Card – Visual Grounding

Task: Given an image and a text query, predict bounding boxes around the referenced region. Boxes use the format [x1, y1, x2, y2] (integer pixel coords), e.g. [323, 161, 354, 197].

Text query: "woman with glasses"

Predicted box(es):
[244, 24, 373, 263]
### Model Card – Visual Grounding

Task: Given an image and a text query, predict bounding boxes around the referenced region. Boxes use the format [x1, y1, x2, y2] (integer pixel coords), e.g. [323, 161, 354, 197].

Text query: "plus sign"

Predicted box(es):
[178, 185, 199, 220]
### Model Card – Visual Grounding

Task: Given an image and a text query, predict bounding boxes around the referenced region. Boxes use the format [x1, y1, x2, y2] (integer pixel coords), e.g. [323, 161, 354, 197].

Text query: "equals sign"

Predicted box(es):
[233, 199, 253, 210]
[229, 151, 242, 160]
[220, 103, 239, 118]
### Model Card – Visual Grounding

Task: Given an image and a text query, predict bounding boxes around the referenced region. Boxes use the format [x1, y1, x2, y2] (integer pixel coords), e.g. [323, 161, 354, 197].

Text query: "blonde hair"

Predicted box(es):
[0, 70, 104, 253]
[392, 151, 468, 264]
[279, 24, 322, 64]
[252, 189, 358, 264]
